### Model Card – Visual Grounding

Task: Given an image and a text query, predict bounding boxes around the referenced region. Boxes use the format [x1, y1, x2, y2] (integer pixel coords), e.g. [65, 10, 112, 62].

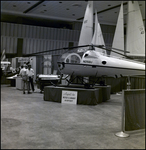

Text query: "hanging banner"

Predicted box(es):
[61, 90, 78, 104]
[125, 90, 145, 131]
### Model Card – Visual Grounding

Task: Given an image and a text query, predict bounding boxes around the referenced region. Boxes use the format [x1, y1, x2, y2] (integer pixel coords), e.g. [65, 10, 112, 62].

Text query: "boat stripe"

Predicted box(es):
[58, 62, 145, 72]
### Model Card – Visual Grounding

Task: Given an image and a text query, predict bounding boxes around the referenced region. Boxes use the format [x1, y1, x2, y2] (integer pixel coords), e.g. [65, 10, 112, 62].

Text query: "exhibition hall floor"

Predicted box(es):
[1, 84, 145, 149]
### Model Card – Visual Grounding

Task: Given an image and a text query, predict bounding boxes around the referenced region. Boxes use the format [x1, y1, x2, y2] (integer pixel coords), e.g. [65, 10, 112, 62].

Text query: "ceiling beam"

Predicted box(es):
[23, 0, 45, 14]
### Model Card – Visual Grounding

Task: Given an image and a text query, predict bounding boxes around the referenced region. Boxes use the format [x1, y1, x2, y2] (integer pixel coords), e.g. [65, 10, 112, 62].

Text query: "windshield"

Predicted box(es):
[59, 52, 81, 64]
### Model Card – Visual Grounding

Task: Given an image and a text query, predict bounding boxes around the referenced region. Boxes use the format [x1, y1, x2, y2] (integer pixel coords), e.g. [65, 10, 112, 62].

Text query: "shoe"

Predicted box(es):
[23, 92, 25, 94]
[28, 92, 32, 94]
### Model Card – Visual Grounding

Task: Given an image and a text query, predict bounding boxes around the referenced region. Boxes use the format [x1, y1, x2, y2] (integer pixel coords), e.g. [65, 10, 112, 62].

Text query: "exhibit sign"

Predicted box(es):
[61, 90, 78, 104]
[18, 57, 30, 63]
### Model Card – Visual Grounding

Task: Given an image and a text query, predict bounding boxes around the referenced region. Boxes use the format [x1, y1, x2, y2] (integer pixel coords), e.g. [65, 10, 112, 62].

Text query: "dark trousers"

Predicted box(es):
[22, 79, 29, 93]
[28, 77, 34, 91]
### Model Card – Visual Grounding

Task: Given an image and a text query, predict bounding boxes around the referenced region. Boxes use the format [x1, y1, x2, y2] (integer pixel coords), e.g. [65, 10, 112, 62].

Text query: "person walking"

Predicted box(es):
[27, 64, 35, 92]
[19, 64, 30, 94]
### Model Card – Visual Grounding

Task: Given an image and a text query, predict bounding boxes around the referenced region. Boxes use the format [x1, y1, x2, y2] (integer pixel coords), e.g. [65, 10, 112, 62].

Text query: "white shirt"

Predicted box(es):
[19, 67, 27, 77]
[27, 68, 34, 77]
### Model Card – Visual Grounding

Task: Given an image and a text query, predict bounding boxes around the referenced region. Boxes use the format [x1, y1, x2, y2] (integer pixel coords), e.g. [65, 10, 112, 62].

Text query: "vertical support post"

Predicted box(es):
[127, 76, 131, 90]
[115, 90, 129, 137]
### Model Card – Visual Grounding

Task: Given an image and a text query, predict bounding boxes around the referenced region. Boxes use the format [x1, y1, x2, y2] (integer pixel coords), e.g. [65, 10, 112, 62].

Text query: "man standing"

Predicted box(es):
[19, 64, 30, 94]
[27, 64, 35, 92]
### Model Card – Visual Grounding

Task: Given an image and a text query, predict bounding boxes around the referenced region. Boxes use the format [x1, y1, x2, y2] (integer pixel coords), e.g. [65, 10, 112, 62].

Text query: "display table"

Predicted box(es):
[6, 74, 18, 87]
[44, 85, 111, 105]
[16, 77, 28, 90]
[7, 78, 15, 87]
[35, 74, 61, 93]
[94, 85, 111, 102]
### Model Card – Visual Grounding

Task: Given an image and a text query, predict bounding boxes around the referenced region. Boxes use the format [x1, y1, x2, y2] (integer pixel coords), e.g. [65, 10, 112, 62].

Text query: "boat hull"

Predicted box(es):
[58, 62, 145, 77]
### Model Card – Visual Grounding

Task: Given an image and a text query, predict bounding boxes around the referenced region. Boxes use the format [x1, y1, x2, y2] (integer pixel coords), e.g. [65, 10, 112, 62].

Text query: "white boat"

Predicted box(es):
[111, 1, 145, 59]
[126, 1, 145, 58]
[77, 1, 93, 53]
[91, 9, 106, 54]
[58, 1, 145, 78]
[110, 2, 124, 58]
[38, 74, 60, 80]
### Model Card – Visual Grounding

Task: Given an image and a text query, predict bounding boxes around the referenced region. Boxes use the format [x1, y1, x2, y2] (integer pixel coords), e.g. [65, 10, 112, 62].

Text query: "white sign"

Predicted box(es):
[61, 90, 78, 104]
[18, 57, 30, 62]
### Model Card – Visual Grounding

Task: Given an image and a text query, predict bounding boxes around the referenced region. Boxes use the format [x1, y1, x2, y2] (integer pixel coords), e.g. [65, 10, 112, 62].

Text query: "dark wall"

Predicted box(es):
[17, 38, 23, 57]
[1, 14, 73, 29]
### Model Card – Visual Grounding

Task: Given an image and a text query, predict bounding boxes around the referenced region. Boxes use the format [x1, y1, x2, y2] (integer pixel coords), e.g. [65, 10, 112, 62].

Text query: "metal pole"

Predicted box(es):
[127, 76, 131, 90]
[115, 90, 129, 137]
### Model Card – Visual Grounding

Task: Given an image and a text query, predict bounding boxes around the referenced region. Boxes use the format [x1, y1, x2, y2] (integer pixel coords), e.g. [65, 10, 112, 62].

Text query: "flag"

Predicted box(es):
[1, 49, 6, 61]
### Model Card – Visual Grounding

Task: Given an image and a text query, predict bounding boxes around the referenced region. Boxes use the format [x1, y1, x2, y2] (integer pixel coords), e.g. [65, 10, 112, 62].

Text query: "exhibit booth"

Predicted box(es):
[11, 56, 37, 82]
[44, 84, 111, 105]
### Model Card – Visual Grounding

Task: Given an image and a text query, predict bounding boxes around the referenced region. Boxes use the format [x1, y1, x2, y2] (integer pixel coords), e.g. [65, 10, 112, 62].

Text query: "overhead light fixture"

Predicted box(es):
[72, 4, 81, 7]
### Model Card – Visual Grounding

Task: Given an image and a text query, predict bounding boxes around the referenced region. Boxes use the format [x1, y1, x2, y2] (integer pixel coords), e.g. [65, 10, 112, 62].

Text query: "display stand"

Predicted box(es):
[44, 85, 111, 105]
[7, 78, 16, 87]
[16, 77, 28, 90]
[6, 75, 17, 87]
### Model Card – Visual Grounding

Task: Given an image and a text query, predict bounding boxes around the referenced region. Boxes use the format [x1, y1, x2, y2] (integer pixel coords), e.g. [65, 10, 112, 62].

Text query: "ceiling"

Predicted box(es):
[1, 1, 145, 28]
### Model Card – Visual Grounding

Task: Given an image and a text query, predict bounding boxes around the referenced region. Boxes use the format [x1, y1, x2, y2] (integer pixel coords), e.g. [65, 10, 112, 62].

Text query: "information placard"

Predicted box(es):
[61, 90, 77, 104]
